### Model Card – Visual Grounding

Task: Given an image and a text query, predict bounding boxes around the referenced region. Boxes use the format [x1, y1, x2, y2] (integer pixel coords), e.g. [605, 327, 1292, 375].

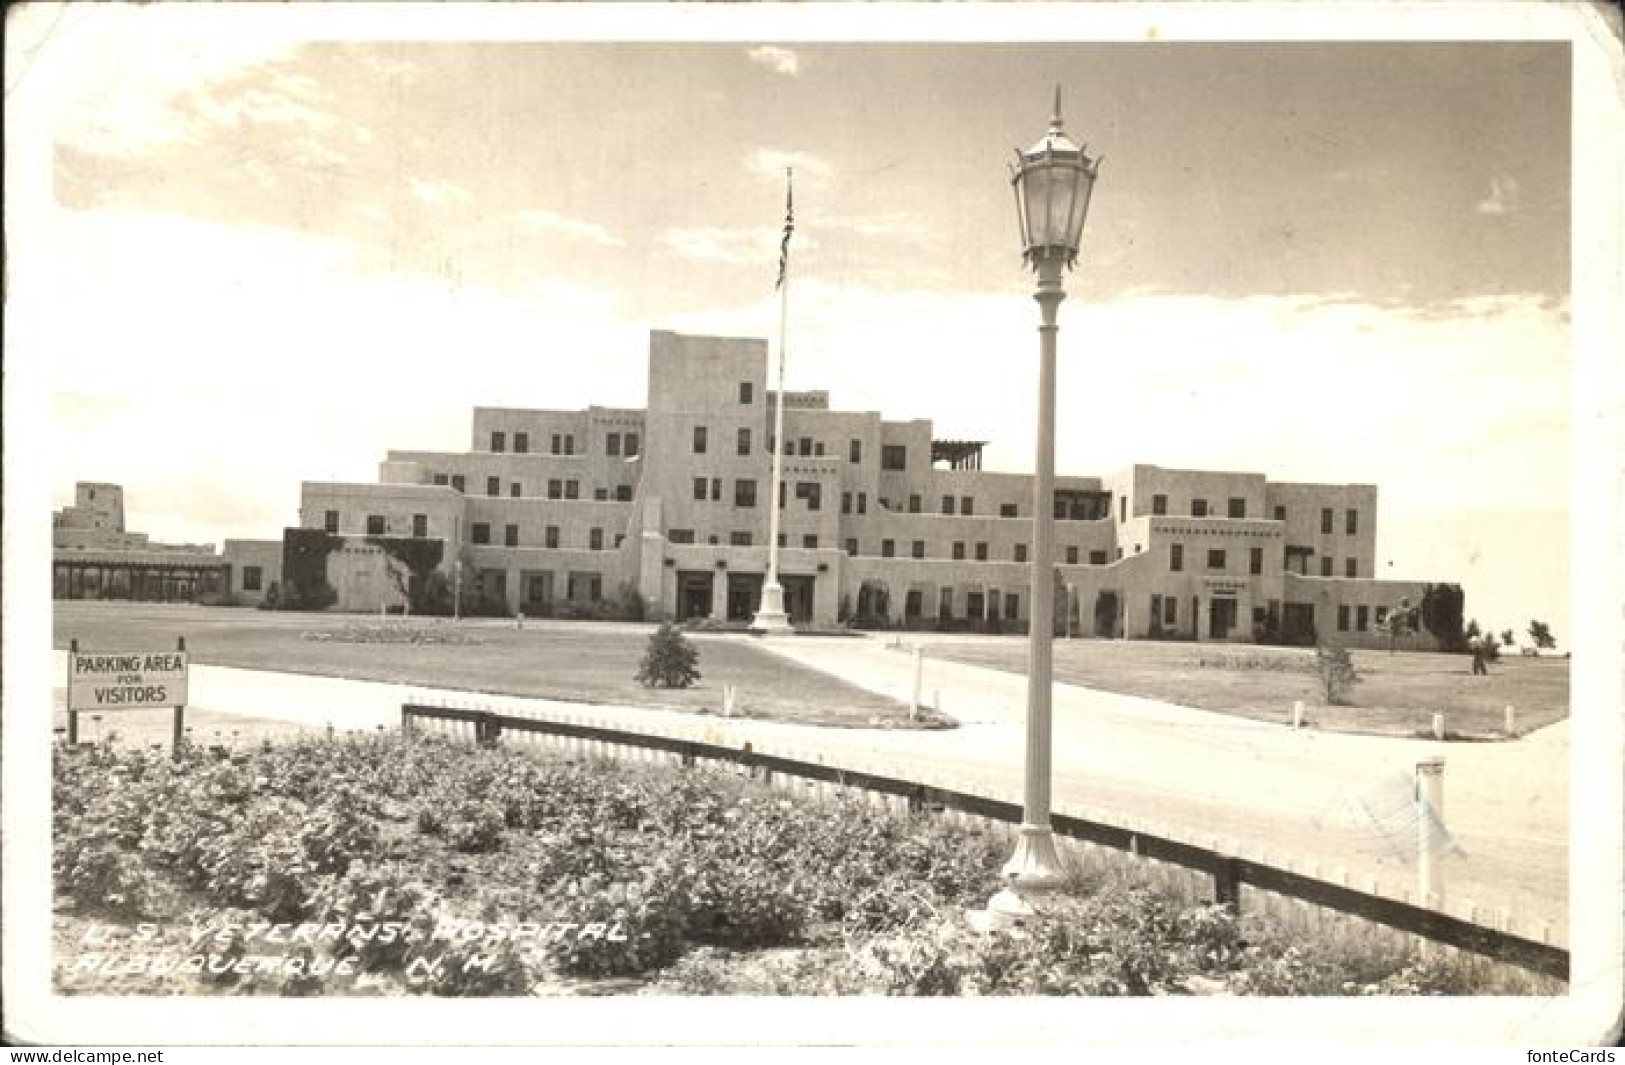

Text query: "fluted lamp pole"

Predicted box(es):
[991, 88, 1102, 920]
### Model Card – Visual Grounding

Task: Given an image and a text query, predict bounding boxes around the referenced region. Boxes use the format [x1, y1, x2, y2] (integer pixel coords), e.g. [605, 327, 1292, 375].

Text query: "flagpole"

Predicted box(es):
[752, 168, 794, 634]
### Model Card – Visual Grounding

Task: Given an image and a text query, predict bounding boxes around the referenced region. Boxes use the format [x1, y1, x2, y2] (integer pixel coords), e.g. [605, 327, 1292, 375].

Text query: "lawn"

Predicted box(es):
[53, 603, 920, 729]
[923, 638, 1569, 740]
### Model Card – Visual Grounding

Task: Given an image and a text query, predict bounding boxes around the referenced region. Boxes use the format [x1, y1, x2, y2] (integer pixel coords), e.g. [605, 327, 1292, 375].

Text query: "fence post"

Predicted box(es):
[1292, 700, 1304, 729]
[1212, 856, 1242, 908]
[912, 647, 923, 720]
[67, 639, 80, 745]
[1431, 713, 1445, 741]
[1416, 756, 1446, 908]
[1504, 704, 1517, 737]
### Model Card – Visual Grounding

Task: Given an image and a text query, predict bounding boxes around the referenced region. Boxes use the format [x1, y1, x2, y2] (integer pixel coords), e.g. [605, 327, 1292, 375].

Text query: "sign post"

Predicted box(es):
[67, 637, 190, 758]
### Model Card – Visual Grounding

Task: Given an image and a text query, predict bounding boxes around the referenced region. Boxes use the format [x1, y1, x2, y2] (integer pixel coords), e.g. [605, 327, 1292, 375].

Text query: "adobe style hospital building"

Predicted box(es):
[243, 330, 1434, 648]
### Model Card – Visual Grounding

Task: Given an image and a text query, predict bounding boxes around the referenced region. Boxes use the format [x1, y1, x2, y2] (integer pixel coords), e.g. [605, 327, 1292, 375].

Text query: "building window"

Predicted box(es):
[548, 479, 562, 500]
[881, 445, 907, 471]
[451, 475, 465, 493]
[939, 495, 953, 516]
[545, 526, 559, 549]
[737, 427, 751, 456]
[471, 523, 490, 545]
[1152, 494, 1167, 516]
[802, 535, 818, 549]
[961, 496, 973, 516]
[911, 540, 926, 559]
[903, 494, 919, 514]
[906, 589, 923, 617]
[510, 483, 521, 498]
[735, 479, 757, 507]
[607, 432, 621, 457]
[1274, 505, 1286, 521]
[1120, 496, 1128, 523]
[739, 381, 753, 404]
[323, 510, 340, 533]
[491, 431, 506, 452]
[1337, 604, 1351, 631]
[1065, 546, 1079, 565]
[790, 436, 806, 457]
[1346, 558, 1358, 578]
[563, 435, 575, 456]
[1090, 550, 1107, 564]
[1207, 549, 1226, 570]
[668, 529, 695, 545]
[881, 539, 895, 558]
[939, 588, 954, 620]
[565, 480, 580, 500]
[433, 474, 449, 486]
[1164, 597, 1178, 627]
[952, 542, 966, 561]
[615, 485, 633, 502]
[1000, 503, 1018, 518]
[590, 528, 603, 551]
[514, 432, 529, 454]
[796, 482, 821, 510]
[366, 514, 386, 535]
[975, 542, 988, 561]
[693, 478, 708, 502]
[814, 442, 825, 456]
[487, 476, 500, 497]
[1229, 498, 1246, 519]
[1346, 509, 1359, 535]
[1192, 499, 1209, 517]
[1356, 605, 1370, 632]
[710, 478, 721, 502]
[1321, 556, 1334, 577]
[1005, 593, 1020, 621]
[413, 514, 428, 538]
[593, 487, 607, 501]
[242, 566, 263, 592]
[692, 426, 708, 454]
[849, 439, 862, 464]
[1250, 547, 1263, 575]
[1171, 544, 1184, 572]
[624, 433, 639, 457]
[777, 534, 787, 548]
[551, 434, 562, 455]
[841, 492, 852, 514]
[845, 538, 857, 556]
[1321, 508, 1334, 534]
[1375, 606, 1389, 626]
[505, 524, 519, 547]
[731, 531, 753, 547]
[857, 493, 867, 515]
[1015, 544, 1028, 563]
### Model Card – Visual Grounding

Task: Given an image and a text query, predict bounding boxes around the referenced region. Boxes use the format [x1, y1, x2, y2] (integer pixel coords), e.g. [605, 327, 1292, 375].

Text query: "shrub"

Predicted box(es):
[1313, 644, 1361, 705]
[635, 622, 701, 689]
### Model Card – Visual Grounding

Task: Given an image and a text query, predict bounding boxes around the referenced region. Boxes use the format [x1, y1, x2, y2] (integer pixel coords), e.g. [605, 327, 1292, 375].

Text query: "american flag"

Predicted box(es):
[775, 169, 794, 291]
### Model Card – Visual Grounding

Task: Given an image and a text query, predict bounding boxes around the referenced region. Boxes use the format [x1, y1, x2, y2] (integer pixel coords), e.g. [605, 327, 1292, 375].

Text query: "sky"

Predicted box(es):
[9, 4, 1589, 643]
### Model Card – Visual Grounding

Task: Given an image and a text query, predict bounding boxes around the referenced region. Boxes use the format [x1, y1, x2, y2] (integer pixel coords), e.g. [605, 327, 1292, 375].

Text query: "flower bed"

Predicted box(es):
[52, 733, 1555, 996]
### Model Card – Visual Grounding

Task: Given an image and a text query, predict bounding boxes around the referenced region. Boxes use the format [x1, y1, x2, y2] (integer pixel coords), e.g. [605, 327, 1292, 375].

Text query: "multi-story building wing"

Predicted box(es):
[277, 329, 1439, 647]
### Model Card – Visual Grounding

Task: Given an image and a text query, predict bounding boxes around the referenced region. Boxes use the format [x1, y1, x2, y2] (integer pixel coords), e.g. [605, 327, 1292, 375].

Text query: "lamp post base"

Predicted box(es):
[969, 824, 1069, 931]
[749, 581, 794, 635]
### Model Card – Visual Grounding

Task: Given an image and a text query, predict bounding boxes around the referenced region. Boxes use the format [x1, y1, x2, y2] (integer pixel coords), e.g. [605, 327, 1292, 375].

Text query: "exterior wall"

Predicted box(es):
[222, 539, 284, 606]
[285, 329, 1456, 637]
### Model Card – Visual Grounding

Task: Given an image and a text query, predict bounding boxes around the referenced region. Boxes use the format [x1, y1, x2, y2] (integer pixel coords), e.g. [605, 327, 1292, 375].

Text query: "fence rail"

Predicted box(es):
[400, 701, 1567, 981]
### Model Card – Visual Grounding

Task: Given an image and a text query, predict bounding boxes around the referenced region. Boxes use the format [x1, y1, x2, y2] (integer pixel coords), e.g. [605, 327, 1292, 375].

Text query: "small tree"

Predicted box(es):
[1313, 643, 1361, 705]
[636, 622, 701, 689]
[1500, 628, 1515, 648]
[1529, 619, 1556, 650]
[1421, 583, 1467, 653]
[1379, 597, 1421, 655]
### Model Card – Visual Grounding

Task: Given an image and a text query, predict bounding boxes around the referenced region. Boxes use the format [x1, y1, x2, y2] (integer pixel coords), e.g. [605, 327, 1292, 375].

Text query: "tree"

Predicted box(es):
[636, 622, 701, 689]
[1313, 644, 1361, 705]
[1529, 619, 1556, 650]
[1379, 597, 1421, 654]
[1501, 629, 1516, 648]
[1421, 584, 1467, 653]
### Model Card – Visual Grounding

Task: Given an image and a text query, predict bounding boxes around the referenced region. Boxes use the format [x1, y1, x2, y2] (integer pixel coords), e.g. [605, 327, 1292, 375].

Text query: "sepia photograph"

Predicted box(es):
[4, 0, 1621, 1050]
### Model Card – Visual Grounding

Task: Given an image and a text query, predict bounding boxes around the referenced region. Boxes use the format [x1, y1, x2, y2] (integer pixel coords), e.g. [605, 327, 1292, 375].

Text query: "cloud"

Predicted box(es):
[745, 148, 833, 184]
[657, 225, 810, 266]
[408, 178, 470, 208]
[515, 208, 625, 248]
[746, 46, 800, 76]
[1476, 175, 1521, 216]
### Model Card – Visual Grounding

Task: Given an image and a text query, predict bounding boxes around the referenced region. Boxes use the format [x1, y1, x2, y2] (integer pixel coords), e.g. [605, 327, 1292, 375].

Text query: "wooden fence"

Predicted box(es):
[400, 700, 1567, 981]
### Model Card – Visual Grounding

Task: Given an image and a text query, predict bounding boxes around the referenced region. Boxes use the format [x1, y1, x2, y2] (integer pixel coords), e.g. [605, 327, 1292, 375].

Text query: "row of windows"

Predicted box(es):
[485, 430, 642, 458]
[1144, 494, 1362, 535]
[470, 523, 623, 551]
[893, 588, 1020, 621]
[1336, 604, 1386, 632]
[1167, 543, 1361, 578]
[430, 472, 638, 503]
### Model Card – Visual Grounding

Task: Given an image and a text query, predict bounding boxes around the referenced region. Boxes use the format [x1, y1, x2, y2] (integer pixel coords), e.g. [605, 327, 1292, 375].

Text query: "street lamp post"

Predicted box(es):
[991, 88, 1101, 918]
